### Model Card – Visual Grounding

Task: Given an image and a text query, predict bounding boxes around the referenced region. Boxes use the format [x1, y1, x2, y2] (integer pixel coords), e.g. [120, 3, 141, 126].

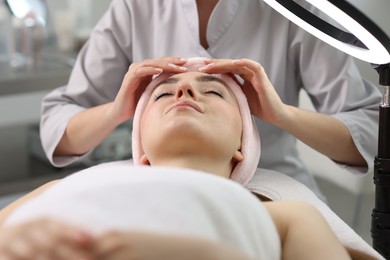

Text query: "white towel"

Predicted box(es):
[247, 168, 384, 260]
[5, 162, 280, 259]
[6, 161, 382, 259]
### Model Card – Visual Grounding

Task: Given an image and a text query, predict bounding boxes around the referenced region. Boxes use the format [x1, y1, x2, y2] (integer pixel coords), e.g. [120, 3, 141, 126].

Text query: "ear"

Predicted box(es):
[233, 149, 244, 163]
[140, 154, 151, 165]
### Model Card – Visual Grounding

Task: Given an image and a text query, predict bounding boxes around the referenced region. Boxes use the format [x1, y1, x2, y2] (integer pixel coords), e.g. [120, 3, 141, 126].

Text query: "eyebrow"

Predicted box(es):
[196, 75, 229, 88]
[156, 77, 180, 87]
[154, 75, 228, 90]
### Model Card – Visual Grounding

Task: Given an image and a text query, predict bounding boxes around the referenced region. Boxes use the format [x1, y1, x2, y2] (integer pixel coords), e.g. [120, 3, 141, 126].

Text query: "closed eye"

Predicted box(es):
[205, 88, 223, 98]
[154, 91, 174, 101]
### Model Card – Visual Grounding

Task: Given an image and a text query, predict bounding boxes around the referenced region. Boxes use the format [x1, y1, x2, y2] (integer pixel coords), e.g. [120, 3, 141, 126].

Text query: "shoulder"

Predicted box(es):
[246, 168, 320, 201]
[0, 180, 59, 226]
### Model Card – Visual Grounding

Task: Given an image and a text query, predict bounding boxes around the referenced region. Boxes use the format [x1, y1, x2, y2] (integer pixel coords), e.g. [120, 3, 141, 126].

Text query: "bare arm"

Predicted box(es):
[265, 200, 354, 260]
[54, 102, 119, 156]
[94, 231, 252, 260]
[55, 57, 188, 157]
[277, 105, 364, 166]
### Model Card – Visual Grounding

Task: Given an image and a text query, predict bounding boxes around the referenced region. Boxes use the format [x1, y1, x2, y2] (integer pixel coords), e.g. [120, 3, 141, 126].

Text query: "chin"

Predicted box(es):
[164, 118, 205, 134]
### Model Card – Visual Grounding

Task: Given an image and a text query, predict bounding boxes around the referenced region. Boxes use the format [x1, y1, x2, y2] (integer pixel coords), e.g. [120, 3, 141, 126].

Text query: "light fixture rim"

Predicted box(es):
[263, 0, 390, 65]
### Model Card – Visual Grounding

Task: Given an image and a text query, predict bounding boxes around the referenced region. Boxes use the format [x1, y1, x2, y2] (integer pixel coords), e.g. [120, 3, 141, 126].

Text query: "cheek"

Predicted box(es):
[140, 110, 150, 133]
[139, 109, 155, 147]
[217, 106, 242, 142]
[231, 110, 243, 143]
[140, 105, 160, 130]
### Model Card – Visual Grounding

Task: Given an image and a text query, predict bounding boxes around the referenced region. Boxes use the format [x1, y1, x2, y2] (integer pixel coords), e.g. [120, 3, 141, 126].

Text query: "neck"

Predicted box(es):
[150, 154, 232, 179]
[196, 0, 219, 10]
[196, 0, 219, 49]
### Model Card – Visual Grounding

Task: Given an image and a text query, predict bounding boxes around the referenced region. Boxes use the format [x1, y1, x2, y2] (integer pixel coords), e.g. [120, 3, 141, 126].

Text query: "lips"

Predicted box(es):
[166, 101, 203, 114]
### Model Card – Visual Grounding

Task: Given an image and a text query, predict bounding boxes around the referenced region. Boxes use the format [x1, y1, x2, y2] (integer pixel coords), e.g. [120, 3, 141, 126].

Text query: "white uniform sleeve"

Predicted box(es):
[288, 21, 382, 174]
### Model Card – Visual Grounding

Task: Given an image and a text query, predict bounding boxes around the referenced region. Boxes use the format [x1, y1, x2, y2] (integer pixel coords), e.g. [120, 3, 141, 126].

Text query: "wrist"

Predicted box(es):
[273, 104, 296, 130]
[104, 102, 128, 127]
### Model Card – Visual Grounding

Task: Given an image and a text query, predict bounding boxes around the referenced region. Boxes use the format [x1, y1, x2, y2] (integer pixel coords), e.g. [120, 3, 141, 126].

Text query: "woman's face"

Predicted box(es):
[140, 72, 243, 166]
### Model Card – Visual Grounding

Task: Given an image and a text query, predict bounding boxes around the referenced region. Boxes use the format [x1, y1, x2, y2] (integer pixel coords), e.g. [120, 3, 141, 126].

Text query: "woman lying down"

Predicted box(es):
[0, 58, 383, 260]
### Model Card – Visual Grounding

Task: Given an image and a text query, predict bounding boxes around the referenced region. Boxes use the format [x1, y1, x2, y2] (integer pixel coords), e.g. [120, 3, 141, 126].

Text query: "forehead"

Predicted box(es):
[154, 72, 230, 90]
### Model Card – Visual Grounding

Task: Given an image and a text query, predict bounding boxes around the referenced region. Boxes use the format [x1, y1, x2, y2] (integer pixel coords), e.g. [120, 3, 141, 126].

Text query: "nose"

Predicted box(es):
[175, 83, 197, 100]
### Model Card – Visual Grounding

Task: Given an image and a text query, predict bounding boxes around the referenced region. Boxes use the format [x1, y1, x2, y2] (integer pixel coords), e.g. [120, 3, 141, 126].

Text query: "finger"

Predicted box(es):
[134, 58, 188, 73]
[26, 219, 92, 254]
[233, 59, 270, 79]
[15, 225, 58, 260]
[0, 223, 38, 259]
[10, 240, 53, 260]
[232, 58, 261, 68]
[158, 56, 187, 64]
[45, 219, 93, 246]
[199, 61, 255, 81]
[93, 232, 125, 258]
[43, 221, 94, 260]
[7, 237, 34, 259]
[128, 65, 186, 83]
[144, 62, 188, 73]
[37, 223, 94, 260]
[54, 244, 93, 260]
[197, 59, 249, 75]
[126, 67, 163, 79]
[0, 239, 31, 260]
[205, 59, 269, 89]
[198, 58, 231, 71]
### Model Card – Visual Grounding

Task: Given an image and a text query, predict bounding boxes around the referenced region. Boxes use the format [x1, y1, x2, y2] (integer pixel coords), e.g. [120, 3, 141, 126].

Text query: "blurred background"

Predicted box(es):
[0, 0, 389, 245]
[0, 0, 115, 189]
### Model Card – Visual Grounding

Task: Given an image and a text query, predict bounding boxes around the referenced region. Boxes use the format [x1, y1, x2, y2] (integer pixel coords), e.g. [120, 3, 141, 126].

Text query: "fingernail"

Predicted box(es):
[154, 68, 163, 73]
[168, 63, 187, 71]
[232, 59, 241, 64]
[168, 63, 177, 69]
[179, 58, 187, 62]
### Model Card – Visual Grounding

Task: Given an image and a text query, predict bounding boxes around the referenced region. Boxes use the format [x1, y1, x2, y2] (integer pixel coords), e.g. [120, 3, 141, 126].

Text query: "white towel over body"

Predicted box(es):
[5, 161, 281, 259]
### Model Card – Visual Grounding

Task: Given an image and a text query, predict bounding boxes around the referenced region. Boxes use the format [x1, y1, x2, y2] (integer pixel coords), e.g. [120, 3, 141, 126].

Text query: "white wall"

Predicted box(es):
[347, 0, 390, 84]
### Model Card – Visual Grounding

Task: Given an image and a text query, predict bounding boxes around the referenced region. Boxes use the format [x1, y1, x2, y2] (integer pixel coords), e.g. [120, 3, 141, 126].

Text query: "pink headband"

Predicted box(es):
[132, 57, 260, 185]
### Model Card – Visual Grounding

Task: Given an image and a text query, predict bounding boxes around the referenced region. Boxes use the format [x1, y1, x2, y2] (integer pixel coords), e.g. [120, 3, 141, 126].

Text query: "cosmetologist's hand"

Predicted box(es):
[199, 58, 289, 126]
[111, 56, 188, 124]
